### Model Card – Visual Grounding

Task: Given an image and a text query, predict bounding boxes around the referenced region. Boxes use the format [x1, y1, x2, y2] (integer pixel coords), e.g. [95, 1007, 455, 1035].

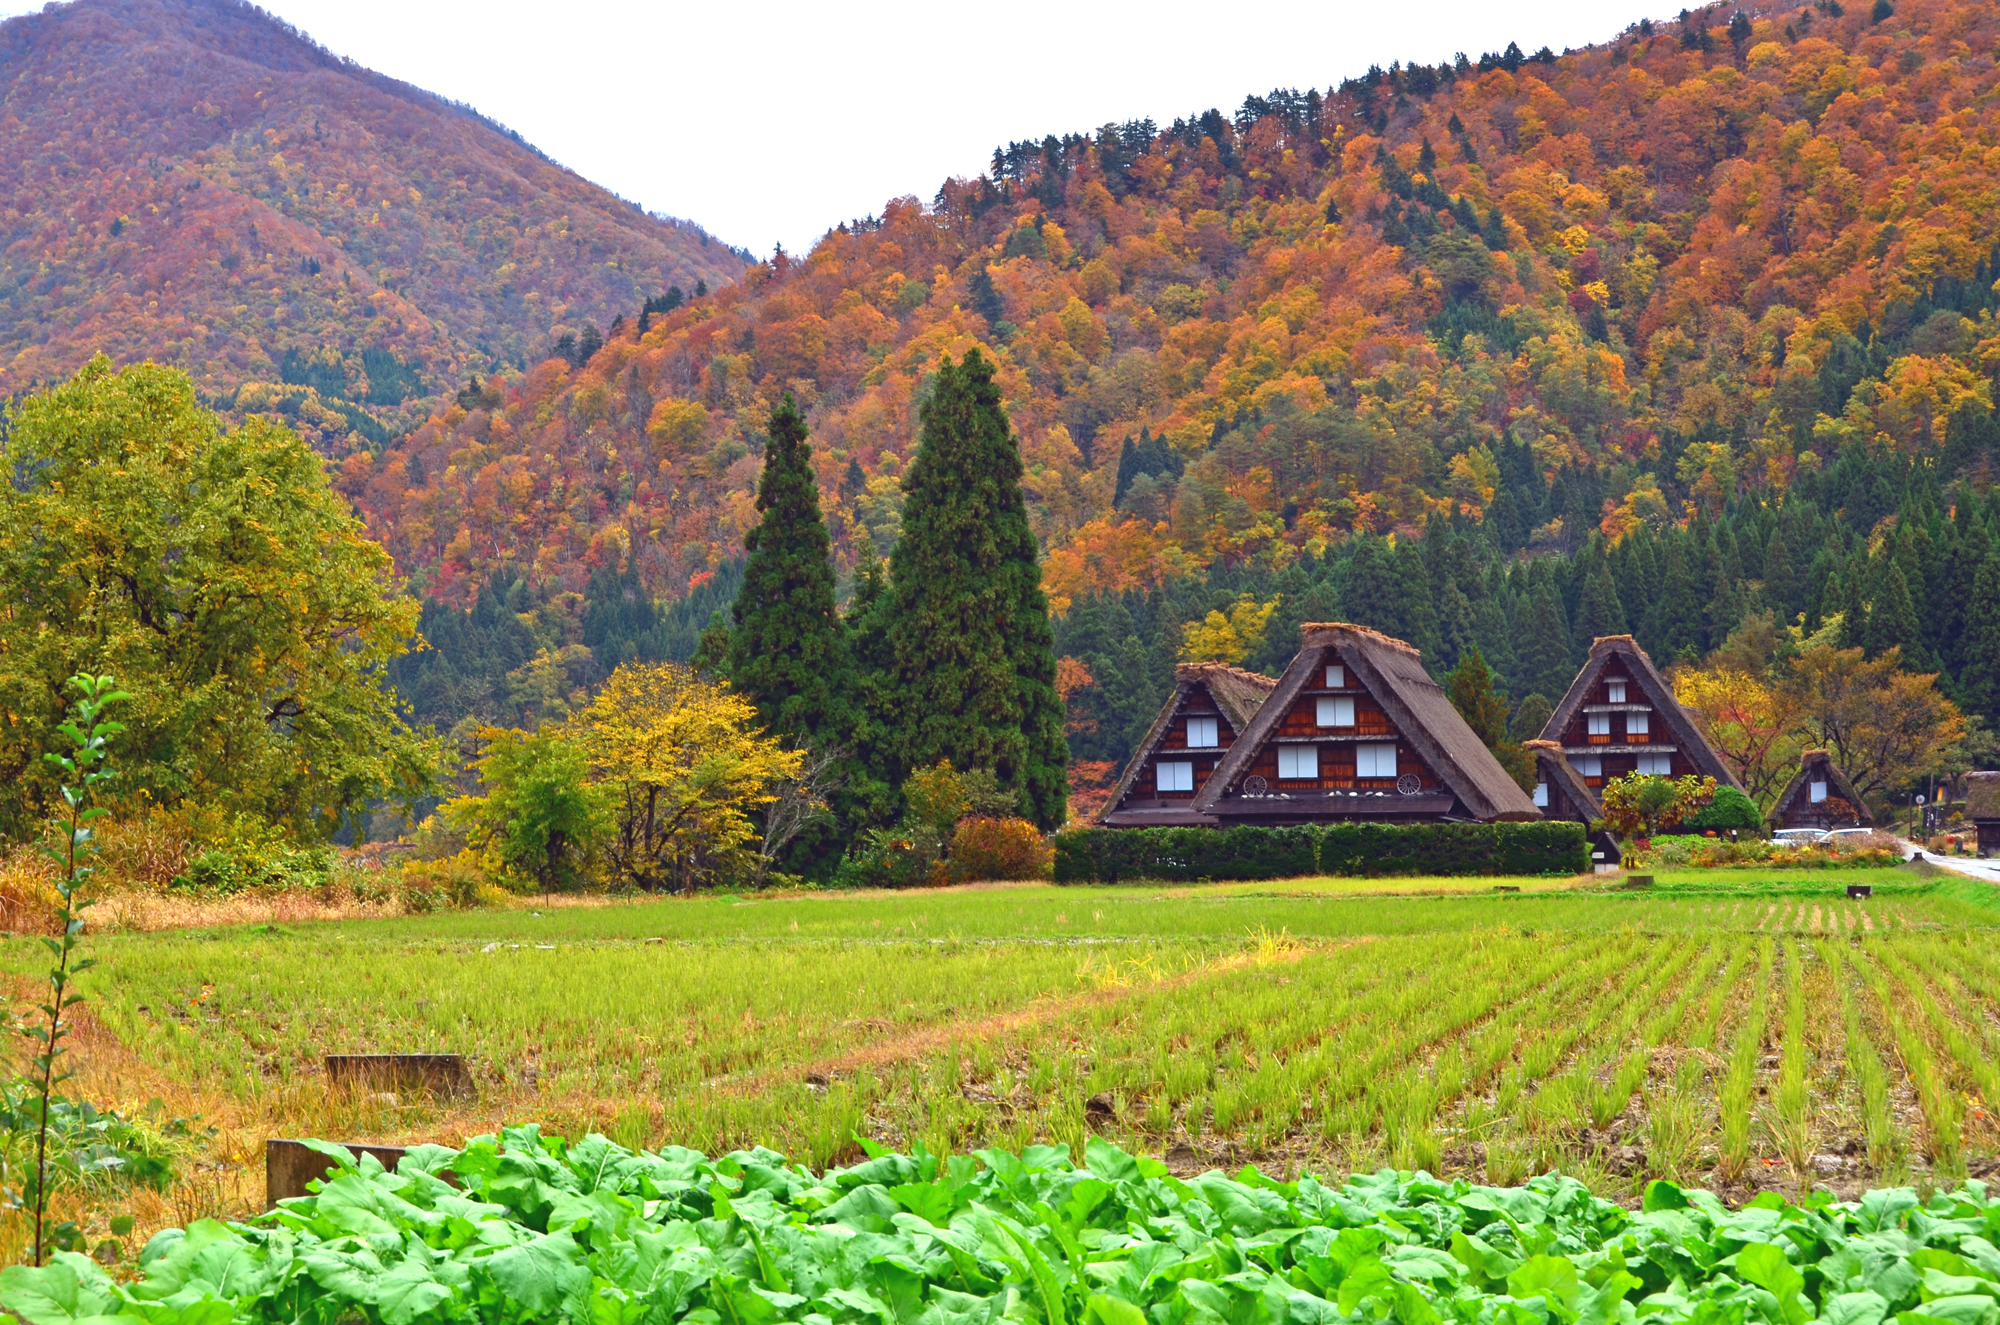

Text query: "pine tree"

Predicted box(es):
[1342, 536, 1403, 637]
[1861, 556, 1920, 662]
[1961, 551, 2000, 722]
[729, 394, 847, 748]
[1762, 526, 1798, 624]
[883, 351, 1068, 828]
[1446, 645, 1535, 790]
[1655, 535, 1702, 660]
[1572, 537, 1627, 647]
[1518, 576, 1576, 703]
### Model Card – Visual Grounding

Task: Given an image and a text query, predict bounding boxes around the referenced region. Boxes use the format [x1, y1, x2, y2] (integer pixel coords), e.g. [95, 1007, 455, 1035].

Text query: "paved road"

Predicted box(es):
[1905, 841, 2000, 884]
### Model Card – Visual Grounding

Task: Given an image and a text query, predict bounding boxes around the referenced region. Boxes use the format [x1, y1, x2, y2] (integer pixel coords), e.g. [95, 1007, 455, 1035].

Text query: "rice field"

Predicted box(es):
[8, 866, 2000, 1237]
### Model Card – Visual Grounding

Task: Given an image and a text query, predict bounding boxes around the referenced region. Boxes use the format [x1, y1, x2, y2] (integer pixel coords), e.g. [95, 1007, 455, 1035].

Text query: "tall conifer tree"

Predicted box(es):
[884, 352, 1068, 827]
[729, 394, 846, 746]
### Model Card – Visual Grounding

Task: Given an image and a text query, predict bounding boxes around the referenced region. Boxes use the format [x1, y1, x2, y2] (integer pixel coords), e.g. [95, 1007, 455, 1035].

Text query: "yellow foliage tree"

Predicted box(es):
[1179, 595, 1277, 666]
[569, 662, 802, 892]
[1674, 666, 1801, 807]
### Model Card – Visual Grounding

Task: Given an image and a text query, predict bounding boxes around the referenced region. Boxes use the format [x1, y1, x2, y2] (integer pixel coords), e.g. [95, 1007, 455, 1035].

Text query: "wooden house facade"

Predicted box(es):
[1098, 664, 1277, 827]
[1768, 751, 1872, 830]
[1539, 635, 1743, 794]
[1183, 623, 1540, 825]
[1967, 772, 2000, 857]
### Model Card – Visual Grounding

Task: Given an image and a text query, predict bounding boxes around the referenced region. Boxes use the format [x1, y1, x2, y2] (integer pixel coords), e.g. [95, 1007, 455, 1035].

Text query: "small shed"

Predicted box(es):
[1969, 771, 2000, 857]
[1768, 751, 1873, 830]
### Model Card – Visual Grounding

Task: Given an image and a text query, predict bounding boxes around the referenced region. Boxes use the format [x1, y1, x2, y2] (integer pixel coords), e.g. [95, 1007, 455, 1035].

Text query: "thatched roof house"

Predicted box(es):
[1097, 663, 1277, 827]
[1768, 751, 1872, 830]
[1967, 771, 2000, 856]
[1539, 636, 1742, 794]
[1181, 623, 1539, 825]
[1525, 739, 1600, 822]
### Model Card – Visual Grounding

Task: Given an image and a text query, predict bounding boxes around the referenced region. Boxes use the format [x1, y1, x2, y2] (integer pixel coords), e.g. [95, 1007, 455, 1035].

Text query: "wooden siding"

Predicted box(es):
[1234, 672, 1443, 794]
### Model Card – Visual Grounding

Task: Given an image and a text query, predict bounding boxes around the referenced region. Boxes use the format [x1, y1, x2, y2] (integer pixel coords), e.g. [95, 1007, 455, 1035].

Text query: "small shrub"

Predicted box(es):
[949, 817, 1052, 882]
[395, 849, 496, 911]
[1683, 785, 1762, 832]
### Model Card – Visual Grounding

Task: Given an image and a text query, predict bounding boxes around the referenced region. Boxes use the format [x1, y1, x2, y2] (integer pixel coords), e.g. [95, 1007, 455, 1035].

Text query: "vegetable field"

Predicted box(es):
[12, 1133, 2000, 1325]
[8, 871, 2000, 1254]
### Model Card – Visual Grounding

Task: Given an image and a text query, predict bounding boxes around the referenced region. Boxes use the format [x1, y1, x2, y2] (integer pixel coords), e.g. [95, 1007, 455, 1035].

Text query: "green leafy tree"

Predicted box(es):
[728, 394, 848, 746]
[445, 728, 609, 894]
[0, 358, 435, 840]
[883, 352, 1067, 828]
[1445, 646, 1535, 789]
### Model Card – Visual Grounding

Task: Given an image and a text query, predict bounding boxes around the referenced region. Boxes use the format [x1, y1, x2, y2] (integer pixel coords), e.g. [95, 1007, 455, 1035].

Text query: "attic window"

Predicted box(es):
[1576, 755, 1603, 777]
[1277, 746, 1319, 779]
[1607, 678, 1627, 703]
[1316, 697, 1355, 728]
[1587, 712, 1612, 736]
[1325, 664, 1345, 687]
[1186, 717, 1219, 748]
[1157, 760, 1194, 793]
[1627, 711, 1649, 736]
[1534, 782, 1549, 808]
[1637, 753, 1673, 776]
[1809, 779, 1828, 803]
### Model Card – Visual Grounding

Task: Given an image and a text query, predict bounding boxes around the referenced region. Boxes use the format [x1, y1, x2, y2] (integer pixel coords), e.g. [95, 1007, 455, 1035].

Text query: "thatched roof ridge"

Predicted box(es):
[1966, 771, 2000, 821]
[1300, 621, 1422, 658]
[1192, 622, 1539, 822]
[1539, 635, 1744, 791]
[1768, 750, 1873, 826]
[1174, 663, 1279, 731]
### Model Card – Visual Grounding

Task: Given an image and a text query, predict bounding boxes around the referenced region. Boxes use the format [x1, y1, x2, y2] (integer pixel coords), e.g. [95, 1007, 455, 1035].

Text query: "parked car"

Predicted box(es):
[1827, 828, 1876, 841]
[1773, 827, 1831, 845]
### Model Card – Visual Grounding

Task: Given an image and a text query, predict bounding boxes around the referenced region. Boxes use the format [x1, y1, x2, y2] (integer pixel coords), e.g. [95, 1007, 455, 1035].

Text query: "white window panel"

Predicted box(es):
[1156, 760, 1194, 792]
[1534, 783, 1549, 808]
[1185, 716, 1219, 748]
[1637, 753, 1673, 776]
[1627, 711, 1650, 735]
[1607, 680, 1627, 703]
[1316, 696, 1355, 727]
[1325, 664, 1345, 687]
[1809, 779, 1827, 803]
[1587, 712, 1611, 736]
[1277, 746, 1318, 779]
[1356, 743, 1398, 778]
[1576, 756, 1603, 777]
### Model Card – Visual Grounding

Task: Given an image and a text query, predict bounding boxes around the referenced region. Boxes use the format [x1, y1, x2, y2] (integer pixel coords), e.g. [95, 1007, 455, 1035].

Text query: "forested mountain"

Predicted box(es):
[351, 0, 2000, 764]
[0, 0, 745, 445]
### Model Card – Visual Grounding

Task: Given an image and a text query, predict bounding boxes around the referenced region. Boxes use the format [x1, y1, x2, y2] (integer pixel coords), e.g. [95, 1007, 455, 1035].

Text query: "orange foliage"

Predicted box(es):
[0, 0, 744, 441]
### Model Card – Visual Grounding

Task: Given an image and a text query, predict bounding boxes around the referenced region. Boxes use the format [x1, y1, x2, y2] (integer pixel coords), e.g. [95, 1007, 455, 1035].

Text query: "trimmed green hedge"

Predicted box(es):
[1054, 820, 1588, 882]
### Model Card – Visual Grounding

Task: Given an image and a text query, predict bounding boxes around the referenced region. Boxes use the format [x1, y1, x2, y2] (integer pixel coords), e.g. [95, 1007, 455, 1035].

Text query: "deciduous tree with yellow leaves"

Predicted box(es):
[570, 662, 802, 892]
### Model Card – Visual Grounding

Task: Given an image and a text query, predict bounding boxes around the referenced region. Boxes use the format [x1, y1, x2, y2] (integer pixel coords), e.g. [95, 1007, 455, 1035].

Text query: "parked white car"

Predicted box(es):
[1772, 827, 1831, 845]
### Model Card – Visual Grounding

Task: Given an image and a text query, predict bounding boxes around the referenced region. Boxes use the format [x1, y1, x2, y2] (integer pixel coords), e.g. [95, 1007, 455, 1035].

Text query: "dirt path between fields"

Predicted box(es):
[712, 934, 1361, 1095]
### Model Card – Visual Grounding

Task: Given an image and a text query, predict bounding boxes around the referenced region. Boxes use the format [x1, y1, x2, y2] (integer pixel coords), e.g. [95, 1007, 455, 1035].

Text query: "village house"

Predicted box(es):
[1097, 663, 1277, 827]
[1968, 772, 2000, 857]
[1539, 635, 1743, 795]
[1156, 622, 1541, 825]
[1767, 751, 1873, 831]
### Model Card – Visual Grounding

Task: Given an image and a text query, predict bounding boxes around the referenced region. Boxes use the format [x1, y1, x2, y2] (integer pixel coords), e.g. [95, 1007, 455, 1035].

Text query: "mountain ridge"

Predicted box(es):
[0, 0, 747, 441]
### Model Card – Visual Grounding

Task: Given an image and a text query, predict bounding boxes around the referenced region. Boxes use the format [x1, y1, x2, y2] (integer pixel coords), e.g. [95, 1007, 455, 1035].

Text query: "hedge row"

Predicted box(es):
[1054, 820, 1590, 882]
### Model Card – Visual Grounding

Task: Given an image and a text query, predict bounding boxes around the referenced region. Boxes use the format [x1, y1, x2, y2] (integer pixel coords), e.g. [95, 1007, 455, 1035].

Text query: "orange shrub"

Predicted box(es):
[949, 817, 1053, 883]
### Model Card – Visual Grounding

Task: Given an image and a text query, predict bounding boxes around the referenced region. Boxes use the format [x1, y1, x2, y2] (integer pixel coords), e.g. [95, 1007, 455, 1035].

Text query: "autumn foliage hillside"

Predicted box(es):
[349, 0, 2000, 612]
[0, 0, 745, 441]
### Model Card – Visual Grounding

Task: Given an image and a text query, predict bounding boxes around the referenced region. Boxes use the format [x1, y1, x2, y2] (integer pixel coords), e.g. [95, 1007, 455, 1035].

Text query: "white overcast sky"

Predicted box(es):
[13, 0, 1663, 255]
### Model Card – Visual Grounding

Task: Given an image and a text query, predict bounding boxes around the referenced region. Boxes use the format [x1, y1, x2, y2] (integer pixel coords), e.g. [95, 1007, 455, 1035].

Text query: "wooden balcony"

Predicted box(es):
[1586, 734, 1611, 744]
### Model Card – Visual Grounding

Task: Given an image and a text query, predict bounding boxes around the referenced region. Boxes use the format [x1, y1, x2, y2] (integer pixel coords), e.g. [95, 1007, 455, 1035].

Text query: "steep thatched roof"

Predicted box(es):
[1967, 771, 2000, 821]
[1768, 750, 1873, 826]
[1096, 663, 1278, 824]
[1525, 739, 1599, 821]
[1191, 623, 1540, 822]
[1539, 635, 1743, 790]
